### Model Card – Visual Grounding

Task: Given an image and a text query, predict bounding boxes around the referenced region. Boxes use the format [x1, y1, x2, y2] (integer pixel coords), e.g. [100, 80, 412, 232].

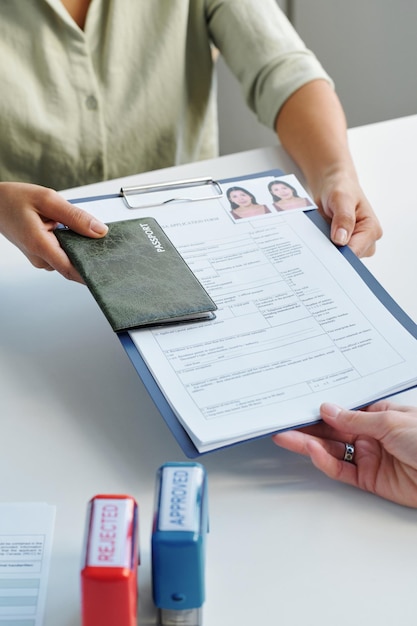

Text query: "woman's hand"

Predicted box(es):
[0, 182, 108, 282]
[272, 401, 417, 507]
[276, 80, 382, 258]
[313, 169, 382, 258]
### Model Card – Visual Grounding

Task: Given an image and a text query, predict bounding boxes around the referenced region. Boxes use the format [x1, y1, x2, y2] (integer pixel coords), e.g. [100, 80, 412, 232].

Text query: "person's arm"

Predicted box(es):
[276, 79, 382, 257]
[0, 182, 108, 283]
[272, 400, 417, 508]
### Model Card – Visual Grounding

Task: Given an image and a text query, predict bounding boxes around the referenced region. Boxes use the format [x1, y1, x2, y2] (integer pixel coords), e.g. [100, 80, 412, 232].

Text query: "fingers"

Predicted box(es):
[273, 429, 347, 462]
[26, 234, 85, 283]
[320, 402, 398, 441]
[346, 231, 377, 258]
[317, 178, 382, 258]
[317, 185, 356, 246]
[363, 399, 417, 414]
[272, 430, 312, 456]
[328, 204, 355, 249]
[44, 199, 108, 281]
[26, 256, 55, 272]
[342, 210, 382, 257]
[274, 401, 417, 468]
[330, 203, 382, 258]
[273, 427, 359, 493]
[58, 205, 108, 238]
[41, 193, 108, 238]
[306, 438, 358, 486]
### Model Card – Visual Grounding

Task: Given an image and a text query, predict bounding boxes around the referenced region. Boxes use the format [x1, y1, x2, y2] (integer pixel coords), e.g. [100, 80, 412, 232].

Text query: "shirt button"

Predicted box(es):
[87, 159, 102, 179]
[85, 95, 98, 110]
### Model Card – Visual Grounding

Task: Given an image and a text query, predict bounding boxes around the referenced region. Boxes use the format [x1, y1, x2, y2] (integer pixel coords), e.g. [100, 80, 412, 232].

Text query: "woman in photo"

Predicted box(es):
[268, 179, 311, 211]
[227, 186, 271, 220]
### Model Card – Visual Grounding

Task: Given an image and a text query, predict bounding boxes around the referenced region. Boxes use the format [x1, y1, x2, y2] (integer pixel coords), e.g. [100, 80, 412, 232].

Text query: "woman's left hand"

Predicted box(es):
[276, 80, 383, 258]
[315, 169, 382, 258]
[272, 401, 417, 508]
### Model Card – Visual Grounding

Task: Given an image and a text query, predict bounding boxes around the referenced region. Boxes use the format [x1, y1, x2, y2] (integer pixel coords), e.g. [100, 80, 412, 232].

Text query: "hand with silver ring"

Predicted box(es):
[272, 400, 417, 508]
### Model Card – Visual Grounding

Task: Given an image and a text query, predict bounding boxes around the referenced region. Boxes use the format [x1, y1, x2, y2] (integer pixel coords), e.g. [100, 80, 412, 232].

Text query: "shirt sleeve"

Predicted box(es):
[205, 0, 334, 129]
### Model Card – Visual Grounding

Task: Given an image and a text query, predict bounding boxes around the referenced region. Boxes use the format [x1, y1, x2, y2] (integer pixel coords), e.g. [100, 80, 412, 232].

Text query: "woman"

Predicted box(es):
[0, 1, 381, 279]
[268, 180, 311, 211]
[227, 186, 271, 220]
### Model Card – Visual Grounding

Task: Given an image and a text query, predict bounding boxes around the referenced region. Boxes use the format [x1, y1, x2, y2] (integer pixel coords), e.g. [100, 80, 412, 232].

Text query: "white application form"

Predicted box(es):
[0, 504, 55, 626]
[127, 198, 417, 452]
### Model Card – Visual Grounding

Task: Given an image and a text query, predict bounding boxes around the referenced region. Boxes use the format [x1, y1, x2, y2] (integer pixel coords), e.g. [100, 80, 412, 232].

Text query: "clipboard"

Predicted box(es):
[69, 170, 417, 458]
[70, 176, 224, 208]
[121, 177, 223, 209]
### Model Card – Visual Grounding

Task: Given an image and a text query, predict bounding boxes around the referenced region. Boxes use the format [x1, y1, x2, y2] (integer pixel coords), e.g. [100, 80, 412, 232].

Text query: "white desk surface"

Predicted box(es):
[2, 115, 417, 626]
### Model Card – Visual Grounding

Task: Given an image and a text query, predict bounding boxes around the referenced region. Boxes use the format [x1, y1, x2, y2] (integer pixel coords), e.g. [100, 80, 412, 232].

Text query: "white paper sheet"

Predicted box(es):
[0, 503, 55, 626]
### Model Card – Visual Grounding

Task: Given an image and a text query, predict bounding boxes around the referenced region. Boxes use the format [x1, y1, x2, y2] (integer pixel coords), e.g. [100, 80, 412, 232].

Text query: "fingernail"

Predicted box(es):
[334, 228, 348, 246]
[321, 402, 342, 418]
[90, 219, 108, 235]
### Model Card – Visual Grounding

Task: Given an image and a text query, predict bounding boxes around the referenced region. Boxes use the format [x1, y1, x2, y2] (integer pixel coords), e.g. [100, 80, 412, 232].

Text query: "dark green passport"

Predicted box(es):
[55, 217, 217, 331]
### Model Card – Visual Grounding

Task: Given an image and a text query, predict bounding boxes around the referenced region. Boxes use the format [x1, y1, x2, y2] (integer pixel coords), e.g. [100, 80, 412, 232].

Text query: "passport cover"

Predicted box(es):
[55, 217, 217, 332]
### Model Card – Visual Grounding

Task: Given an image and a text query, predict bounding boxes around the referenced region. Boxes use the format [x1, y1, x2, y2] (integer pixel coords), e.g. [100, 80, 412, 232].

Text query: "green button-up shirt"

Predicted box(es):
[0, 0, 331, 190]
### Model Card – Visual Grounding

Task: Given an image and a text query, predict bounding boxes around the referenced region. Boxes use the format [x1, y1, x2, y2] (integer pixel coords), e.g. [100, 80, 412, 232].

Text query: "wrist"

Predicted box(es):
[307, 162, 359, 201]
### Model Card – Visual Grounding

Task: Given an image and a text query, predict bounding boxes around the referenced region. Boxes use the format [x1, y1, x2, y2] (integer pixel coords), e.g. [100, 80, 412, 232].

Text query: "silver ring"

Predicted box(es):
[343, 442, 355, 463]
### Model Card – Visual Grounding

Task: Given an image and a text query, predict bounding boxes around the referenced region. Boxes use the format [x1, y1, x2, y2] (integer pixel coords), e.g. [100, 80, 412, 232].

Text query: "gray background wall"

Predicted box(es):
[217, 0, 417, 155]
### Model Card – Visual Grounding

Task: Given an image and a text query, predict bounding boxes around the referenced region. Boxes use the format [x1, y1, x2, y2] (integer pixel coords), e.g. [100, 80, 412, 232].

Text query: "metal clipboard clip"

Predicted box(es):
[120, 176, 223, 209]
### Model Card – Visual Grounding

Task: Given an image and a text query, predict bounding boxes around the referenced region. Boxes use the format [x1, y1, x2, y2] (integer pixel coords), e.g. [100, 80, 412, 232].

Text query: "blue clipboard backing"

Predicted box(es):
[71, 169, 417, 458]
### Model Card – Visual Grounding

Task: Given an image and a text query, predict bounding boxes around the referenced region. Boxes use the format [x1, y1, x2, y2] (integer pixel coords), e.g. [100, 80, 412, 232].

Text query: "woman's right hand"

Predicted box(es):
[0, 182, 108, 283]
